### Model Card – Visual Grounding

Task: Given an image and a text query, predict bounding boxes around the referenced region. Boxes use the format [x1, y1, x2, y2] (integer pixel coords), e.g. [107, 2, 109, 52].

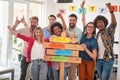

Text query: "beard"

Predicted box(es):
[30, 25, 36, 31]
[69, 23, 75, 28]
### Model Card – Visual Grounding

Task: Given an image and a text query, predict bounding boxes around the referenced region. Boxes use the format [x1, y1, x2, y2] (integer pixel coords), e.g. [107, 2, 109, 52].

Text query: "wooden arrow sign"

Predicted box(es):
[43, 42, 84, 51]
[46, 49, 79, 57]
[44, 55, 81, 63]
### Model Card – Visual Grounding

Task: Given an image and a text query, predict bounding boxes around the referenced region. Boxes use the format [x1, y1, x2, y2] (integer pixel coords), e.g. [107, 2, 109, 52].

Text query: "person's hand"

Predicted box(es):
[8, 26, 13, 34]
[106, 3, 113, 13]
[14, 17, 20, 26]
[8, 25, 17, 35]
[81, 43, 87, 50]
[61, 31, 67, 37]
[80, 0, 85, 9]
[20, 15, 28, 27]
[71, 32, 76, 38]
[57, 13, 63, 19]
[20, 15, 25, 23]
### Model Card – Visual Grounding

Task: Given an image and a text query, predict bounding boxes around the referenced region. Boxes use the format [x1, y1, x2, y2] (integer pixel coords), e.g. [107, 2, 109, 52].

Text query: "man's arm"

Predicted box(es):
[20, 15, 29, 27]
[106, 3, 117, 25]
[12, 17, 20, 31]
[8, 26, 18, 36]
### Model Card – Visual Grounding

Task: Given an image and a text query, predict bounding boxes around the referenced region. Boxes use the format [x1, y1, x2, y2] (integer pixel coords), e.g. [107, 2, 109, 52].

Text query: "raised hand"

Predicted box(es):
[57, 13, 63, 19]
[20, 15, 28, 27]
[20, 15, 25, 23]
[8, 25, 17, 35]
[14, 17, 20, 26]
[80, 0, 85, 9]
[106, 3, 113, 12]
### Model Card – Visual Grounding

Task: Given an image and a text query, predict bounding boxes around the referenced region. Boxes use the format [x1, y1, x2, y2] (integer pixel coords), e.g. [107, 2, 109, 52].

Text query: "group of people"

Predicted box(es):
[8, 0, 117, 80]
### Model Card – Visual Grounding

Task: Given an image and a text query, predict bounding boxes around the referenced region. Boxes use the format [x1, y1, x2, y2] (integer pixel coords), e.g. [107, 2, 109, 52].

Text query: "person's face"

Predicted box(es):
[96, 20, 105, 31]
[68, 17, 77, 28]
[34, 29, 42, 38]
[48, 17, 56, 25]
[86, 23, 95, 34]
[53, 26, 62, 36]
[30, 19, 38, 31]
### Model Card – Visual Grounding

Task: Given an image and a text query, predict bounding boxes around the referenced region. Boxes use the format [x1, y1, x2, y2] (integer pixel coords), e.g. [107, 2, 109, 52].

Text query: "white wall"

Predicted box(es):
[45, 0, 120, 80]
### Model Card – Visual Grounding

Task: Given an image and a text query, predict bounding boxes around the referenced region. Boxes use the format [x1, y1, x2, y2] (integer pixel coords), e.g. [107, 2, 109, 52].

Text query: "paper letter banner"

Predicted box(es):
[78, 8, 87, 14]
[69, 5, 77, 12]
[58, 8, 66, 14]
[119, 6, 120, 12]
[112, 5, 118, 12]
[88, 6, 97, 12]
[98, 8, 107, 14]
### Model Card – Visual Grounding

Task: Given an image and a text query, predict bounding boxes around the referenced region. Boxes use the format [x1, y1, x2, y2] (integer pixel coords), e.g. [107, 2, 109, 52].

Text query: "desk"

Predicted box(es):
[0, 67, 14, 80]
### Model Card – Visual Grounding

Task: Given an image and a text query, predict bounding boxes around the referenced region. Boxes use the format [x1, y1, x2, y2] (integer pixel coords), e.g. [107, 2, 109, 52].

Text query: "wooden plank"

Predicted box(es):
[44, 55, 81, 63]
[43, 42, 84, 51]
[50, 36, 71, 43]
[46, 49, 79, 57]
[60, 62, 64, 80]
[50, 35, 78, 43]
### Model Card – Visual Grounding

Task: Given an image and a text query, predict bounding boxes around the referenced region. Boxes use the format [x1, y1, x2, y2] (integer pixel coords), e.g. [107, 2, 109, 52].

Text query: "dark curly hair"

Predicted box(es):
[50, 22, 63, 35]
[94, 15, 108, 28]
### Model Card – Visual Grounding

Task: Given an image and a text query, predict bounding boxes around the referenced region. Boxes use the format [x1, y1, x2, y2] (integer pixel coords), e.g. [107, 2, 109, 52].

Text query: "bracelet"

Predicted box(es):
[110, 11, 113, 13]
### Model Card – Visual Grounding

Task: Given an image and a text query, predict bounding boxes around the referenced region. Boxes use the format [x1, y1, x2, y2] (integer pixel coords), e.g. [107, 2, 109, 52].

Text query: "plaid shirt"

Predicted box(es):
[96, 23, 117, 61]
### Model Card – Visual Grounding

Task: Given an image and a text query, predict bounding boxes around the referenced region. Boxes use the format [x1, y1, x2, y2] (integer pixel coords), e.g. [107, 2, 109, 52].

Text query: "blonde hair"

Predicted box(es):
[33, 27, 44, 43]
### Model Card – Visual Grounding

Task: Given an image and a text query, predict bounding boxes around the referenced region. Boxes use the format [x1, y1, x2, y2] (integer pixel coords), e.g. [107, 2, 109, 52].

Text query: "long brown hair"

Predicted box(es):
[84, 22, 96, 36]
[33, 27, 44, 43]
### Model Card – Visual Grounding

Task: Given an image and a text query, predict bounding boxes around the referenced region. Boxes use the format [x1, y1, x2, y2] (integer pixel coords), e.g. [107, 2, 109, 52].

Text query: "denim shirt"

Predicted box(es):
[79, 34, 98, 61]
[43, 27, 51, 39]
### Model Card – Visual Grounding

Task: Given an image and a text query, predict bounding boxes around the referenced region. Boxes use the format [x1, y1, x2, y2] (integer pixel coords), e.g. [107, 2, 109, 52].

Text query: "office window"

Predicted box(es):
[30, 2, 43, 27]
[0, 1, 9, 66]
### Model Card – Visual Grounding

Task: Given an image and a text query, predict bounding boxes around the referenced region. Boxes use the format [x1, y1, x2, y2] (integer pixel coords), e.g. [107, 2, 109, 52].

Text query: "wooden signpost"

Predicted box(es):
[43, 35, 84, 80]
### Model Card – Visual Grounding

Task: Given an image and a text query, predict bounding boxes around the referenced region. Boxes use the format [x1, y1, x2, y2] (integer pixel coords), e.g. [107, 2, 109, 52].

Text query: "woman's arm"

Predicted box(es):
[8, 25, 30, 42]
[82, 43, 97, 60]
[81, 0, 86, 27]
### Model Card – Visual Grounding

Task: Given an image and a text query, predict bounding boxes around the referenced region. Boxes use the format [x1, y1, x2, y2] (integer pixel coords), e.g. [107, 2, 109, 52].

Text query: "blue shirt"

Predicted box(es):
[79, 33, 98, 61]
[43, 27, 51, 39]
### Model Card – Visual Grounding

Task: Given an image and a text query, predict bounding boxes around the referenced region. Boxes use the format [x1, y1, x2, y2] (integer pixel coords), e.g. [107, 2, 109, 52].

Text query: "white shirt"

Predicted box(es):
[31, 41, 45, 60]
[97, 33, 105, 59]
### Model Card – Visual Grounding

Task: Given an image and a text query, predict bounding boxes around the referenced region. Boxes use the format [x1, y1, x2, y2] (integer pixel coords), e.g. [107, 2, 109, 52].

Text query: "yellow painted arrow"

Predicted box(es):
[51, 37, 71, 43]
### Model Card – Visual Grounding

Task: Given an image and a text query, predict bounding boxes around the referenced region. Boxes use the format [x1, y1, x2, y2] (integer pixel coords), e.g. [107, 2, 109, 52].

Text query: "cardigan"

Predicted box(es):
[17, 33, 34, 62]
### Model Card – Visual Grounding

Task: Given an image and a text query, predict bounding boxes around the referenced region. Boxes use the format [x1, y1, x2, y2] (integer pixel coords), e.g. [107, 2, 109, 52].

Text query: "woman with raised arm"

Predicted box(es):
[8, 26, 48, 80]
[78, 1, 98, 80]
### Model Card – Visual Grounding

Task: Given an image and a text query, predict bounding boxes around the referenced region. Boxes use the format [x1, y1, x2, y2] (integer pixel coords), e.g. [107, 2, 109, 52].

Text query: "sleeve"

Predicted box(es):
[76, 29, 83, 44]
[107, 23, 117, 35]
[91, 39, 98, 51]
[17, 33, 30, 42]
